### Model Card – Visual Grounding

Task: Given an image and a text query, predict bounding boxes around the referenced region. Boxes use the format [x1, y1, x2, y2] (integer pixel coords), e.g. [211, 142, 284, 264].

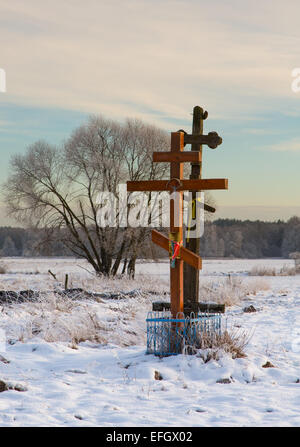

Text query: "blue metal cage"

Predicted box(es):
[146, 311, 222, 356]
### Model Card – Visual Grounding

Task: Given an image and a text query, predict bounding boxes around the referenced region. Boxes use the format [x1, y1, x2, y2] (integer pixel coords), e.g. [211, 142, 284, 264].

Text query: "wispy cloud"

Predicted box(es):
[262, 138, 300, 152]
[242, 128, 278, 135]
[1, 0, 300, 127]
[1, 0, 300, 223]
[0, 120, 12, 132]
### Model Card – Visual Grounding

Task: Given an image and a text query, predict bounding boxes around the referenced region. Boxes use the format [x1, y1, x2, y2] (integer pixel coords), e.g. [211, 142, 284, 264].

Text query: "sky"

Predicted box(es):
[1, 0, 300, 225]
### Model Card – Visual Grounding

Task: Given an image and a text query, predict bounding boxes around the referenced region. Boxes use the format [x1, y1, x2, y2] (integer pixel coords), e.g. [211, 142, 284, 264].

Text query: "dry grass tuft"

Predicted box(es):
[0, 291, 148, 347]
[249, 266, 277, 276]
[198, 275, 270, 306]
[249, 264, 296, 277]
[244, 278, 270, 295]
[186, 329, 250, 361]
[278, 265, 297, 276]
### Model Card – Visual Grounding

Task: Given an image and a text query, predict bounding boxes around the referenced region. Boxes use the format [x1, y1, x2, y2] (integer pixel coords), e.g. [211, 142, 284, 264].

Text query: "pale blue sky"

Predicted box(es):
[1, 0, 300, 224]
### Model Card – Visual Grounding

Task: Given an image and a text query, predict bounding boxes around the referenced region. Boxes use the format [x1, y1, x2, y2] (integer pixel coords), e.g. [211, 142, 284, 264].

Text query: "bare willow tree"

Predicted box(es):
[3, 115, 169, 277]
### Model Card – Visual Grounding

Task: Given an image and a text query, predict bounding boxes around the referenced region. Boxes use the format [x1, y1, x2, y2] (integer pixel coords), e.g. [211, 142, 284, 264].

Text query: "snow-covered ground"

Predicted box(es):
[0, 258, 299, 427]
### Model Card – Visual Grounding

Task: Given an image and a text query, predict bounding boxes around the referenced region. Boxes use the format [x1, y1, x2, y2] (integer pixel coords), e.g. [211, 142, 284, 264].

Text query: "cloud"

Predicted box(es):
[0, 120, 12, 132]
[241, 128, 278, 135]
[0, 0, 300, 127]
[262, 138, 300, 152]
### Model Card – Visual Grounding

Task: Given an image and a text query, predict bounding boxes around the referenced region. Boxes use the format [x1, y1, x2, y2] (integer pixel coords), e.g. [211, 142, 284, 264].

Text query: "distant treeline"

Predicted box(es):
[201, 218, 298, 258]
[0, 217, 300, 258]
[0, 227, 72, 257]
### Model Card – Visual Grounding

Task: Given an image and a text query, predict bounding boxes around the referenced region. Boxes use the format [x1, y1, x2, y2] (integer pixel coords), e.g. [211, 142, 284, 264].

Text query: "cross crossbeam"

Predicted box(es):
[153, 151, 202, 163]
[183, 131, 222, 149]
[152, 230, 202, 270]
[127, 178, 228, 192]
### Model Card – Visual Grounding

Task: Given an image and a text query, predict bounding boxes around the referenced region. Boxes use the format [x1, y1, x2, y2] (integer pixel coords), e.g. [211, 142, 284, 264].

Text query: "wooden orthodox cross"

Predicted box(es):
[127, 130, 227, 318]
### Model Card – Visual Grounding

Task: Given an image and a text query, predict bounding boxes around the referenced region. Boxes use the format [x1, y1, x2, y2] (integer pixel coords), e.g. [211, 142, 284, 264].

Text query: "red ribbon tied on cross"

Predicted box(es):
[171, 240, 183, 261]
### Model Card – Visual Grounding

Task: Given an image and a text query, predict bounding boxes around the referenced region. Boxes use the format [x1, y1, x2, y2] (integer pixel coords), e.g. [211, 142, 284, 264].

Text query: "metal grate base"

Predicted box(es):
[146, 311, 222, 357]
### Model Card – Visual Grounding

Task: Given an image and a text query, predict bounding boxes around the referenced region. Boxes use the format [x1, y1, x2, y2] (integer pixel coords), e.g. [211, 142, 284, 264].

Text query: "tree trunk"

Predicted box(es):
[127, 256, 136, 279]
[122, 258, 128, 275]
[111, 239, 127, 276]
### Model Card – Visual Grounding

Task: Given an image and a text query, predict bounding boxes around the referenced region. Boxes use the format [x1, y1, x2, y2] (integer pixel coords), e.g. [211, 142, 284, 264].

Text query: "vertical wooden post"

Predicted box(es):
[184, 106, 206, 309]
[170, 132, 184, 318]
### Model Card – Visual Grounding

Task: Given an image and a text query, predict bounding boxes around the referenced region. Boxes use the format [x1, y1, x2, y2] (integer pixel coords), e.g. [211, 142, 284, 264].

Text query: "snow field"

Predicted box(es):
[0, 258, 299, 426]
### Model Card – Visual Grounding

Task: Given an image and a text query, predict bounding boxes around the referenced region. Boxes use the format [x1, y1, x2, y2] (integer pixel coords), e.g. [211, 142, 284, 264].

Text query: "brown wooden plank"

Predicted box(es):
[169, 133, 184, 316]
[151, 230, 202, 270]
[170, 132, 184, 233]
[127, 178, 228, 192]
[180, 244, 202, 270]
[184, 132, 222, 149]
[170, 259, 183, 316]
[152, 301, 225, 314]
[151, 229, 170, 251]
[186, 302, 225, 314]
[152, 151, 202, 163]
[127, 180, 168, 191]
[183, 178, 228, 191]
